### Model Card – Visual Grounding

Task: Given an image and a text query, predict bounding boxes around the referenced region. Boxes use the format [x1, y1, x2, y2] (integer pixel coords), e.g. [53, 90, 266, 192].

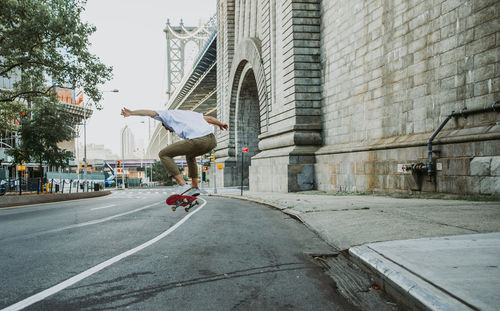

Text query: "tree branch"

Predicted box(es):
[0, 61, 28, 76]
[0, 90, 52, 102]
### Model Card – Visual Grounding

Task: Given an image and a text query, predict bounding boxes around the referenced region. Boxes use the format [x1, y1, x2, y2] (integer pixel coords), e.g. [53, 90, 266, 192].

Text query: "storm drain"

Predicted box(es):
[310, 253, 399, 311]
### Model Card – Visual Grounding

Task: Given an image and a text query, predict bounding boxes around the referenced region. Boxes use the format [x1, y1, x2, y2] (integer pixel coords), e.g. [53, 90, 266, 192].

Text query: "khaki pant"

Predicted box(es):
[158, 133, 216, 179]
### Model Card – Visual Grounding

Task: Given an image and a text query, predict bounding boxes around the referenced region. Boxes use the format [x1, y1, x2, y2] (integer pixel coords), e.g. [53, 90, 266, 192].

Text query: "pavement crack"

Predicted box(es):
[395, 210, 480, 233]
[47, 263, 309, 310]
[303, 207, 370, 214]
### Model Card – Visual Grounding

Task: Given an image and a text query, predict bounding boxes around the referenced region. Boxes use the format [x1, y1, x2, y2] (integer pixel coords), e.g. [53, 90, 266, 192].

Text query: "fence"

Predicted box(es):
[0, 171, 151, 196]
[0, 177, 105, 196]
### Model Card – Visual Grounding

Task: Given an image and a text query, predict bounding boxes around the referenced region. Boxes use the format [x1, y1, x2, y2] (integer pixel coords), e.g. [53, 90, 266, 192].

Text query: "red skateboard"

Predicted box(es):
[166, 194, 199, 212]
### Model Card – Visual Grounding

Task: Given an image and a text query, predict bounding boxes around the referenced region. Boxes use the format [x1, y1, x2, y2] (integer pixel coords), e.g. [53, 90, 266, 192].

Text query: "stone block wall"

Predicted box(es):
[216, 0, 323, 192]
[316, 137, 500, 194]
[216, 0, 499, 194]
[216, 0, 234, 154]
[316, 0, 500, 194]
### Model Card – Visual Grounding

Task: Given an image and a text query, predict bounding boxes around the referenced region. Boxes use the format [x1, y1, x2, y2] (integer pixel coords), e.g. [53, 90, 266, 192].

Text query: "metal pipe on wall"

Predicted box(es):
[426, 101, 500, 176]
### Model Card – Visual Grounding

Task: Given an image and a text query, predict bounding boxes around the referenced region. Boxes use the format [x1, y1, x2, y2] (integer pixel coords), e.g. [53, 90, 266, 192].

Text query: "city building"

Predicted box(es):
[55, 87, 92, 157]
[0, 83, 90, 180]
[85, 143, 119, 162]
[121, 125, 137, 159]
[0, 72, 21, 179]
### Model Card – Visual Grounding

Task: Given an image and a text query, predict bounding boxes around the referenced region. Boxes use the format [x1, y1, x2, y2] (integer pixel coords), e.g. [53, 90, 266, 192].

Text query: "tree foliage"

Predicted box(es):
[8, 96, 76, 175]
[150, 160, 174, 185]
[0, 0, 112, 130]
[0, 101, 24, 133]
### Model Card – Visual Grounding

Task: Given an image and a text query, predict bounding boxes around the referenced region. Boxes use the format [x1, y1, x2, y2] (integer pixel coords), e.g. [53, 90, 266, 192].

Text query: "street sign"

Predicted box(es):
[242, 147, 249, 153]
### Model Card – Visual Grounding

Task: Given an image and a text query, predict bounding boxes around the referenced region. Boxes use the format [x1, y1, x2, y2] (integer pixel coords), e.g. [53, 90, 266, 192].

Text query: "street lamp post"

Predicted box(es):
[121, 128, 125, 189]
[83, 89, 118, 192]
[83, 102, 87, 192]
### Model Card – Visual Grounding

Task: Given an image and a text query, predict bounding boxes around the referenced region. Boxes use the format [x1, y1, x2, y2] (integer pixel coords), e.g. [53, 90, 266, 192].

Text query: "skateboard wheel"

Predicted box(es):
[195, 200, 199, 205]
[184, 207, 189, 212]
[172, 207, 176, 211]
[183, 198, 188, 203]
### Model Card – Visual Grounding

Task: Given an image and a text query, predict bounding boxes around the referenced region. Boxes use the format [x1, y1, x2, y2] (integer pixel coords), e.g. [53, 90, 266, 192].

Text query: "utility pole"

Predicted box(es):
[83, 100, 87, 192]
[241, 148, 248, 195]
[212, 152, 217, 194]
[82, 89, 118, 192]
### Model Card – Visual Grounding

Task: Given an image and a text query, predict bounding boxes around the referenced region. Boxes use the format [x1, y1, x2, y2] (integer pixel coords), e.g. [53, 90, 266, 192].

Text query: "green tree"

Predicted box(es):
[8, 96, 75, 176]
[0, 102, 24, 133]
[0, 0, 112, 129]
[150, 160, 175, 185]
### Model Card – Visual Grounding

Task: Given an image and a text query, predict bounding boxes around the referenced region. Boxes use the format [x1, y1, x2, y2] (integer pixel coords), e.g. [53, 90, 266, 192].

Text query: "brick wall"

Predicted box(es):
[317, 0, 500, 194]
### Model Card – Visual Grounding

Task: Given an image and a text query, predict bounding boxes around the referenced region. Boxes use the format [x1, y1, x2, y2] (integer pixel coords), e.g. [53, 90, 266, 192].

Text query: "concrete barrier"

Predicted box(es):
[0, 191, 111, 208]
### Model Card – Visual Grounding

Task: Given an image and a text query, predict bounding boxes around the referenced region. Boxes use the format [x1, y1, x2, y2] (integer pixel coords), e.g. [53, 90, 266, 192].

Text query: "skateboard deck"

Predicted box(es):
[166, 194, 199, 212]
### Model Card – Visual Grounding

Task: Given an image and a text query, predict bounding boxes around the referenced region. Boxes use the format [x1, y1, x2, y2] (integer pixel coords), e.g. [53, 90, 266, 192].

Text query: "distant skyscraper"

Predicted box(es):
[121, 125, 135, 159]
[86, 144, 119, 161]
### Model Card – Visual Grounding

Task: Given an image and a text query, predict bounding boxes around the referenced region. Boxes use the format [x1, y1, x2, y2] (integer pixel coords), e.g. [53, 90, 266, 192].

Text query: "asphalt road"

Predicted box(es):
[1, 188, 364, 310]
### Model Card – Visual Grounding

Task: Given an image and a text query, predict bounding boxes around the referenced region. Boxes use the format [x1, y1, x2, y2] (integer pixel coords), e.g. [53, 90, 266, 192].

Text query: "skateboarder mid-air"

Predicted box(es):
[121, 108, 228, 196]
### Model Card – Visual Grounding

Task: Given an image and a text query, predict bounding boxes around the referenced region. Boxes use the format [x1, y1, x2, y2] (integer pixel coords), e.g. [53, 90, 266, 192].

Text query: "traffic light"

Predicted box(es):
[117, 160, 121, 167]
[211, 153, 215, 162]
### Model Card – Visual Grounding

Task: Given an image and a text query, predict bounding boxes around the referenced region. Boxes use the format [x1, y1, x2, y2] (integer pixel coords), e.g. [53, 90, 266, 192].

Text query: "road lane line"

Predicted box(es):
[1, 198, 207, 311]
[48, 202, 161, 233]
[91, 204, 116, 211]
[0, 202, 164, 243]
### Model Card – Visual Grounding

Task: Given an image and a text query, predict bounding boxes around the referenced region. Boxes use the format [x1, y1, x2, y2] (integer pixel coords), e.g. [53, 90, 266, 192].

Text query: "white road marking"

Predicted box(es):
[1, 198, 207, 311]
[90, 204, 116, 211]
[47, 202, 162, 234]
[0, 202, 163, 243]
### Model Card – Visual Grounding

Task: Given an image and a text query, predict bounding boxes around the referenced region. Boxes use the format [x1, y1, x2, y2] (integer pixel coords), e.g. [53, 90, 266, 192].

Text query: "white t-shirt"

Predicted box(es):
[153, 110, 214, 139]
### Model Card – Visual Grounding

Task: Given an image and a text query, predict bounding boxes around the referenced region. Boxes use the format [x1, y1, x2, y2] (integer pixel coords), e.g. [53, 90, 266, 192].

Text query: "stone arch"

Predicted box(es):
[234, 64, 260, 186]
[228, 38, 268, 152]
[236, 65, 261, 154]
[226, 38, 267, 187]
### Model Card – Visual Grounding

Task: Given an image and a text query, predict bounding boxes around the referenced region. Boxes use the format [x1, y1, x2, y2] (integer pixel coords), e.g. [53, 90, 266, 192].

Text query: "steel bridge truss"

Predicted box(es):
[164, 17, 216, 98]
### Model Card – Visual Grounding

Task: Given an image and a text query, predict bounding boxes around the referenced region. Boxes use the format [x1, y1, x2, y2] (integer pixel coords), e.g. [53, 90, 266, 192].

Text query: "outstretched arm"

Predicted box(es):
[121, 108, 158, 118]
[204, 115, 228, 131]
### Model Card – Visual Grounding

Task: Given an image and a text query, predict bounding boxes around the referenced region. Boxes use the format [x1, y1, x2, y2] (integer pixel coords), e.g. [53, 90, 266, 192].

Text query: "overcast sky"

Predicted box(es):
[81, 0, 216, 156]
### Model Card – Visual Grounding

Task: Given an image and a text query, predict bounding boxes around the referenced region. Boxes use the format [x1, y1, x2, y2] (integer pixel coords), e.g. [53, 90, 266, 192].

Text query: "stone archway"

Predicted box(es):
[227, 38, 268, 148]
[215, 38, 268, 188]
[235, 64, 261, 187]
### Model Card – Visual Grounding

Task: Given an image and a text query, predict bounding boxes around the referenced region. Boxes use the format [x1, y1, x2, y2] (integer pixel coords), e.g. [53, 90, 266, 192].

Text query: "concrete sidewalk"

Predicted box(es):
[0, 191, 111, 208]
[212, 189, 500, 311]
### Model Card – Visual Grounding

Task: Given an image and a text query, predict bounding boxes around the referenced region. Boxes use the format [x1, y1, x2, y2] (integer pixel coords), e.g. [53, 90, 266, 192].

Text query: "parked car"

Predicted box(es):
[0, 180, 6, 196]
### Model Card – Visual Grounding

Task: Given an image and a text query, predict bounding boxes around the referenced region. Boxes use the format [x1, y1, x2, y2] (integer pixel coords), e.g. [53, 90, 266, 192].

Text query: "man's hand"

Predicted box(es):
[162, 124, 174, 133]
[204, 115, 228, 131]
[120, 108, 158, 118]
[121, 107, 132, 117]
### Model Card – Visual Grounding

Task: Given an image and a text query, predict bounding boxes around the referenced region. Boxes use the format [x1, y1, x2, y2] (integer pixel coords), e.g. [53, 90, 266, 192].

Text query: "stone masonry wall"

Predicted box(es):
[216, 0, 234, 154]
[317, 0, 500, 194]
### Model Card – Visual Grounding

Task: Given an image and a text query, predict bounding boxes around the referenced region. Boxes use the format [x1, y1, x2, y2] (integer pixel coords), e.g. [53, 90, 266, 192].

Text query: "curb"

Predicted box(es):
[212, 193, 473, 311]
[210, 193, 306, 221]
[0, 191, 111, 208]
[210, 192, 334, 242]
[349, 245, 472, 311]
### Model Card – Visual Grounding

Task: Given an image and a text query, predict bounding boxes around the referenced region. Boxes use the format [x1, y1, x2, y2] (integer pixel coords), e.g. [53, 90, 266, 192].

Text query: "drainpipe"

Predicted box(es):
[425, 101, 500, 177]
